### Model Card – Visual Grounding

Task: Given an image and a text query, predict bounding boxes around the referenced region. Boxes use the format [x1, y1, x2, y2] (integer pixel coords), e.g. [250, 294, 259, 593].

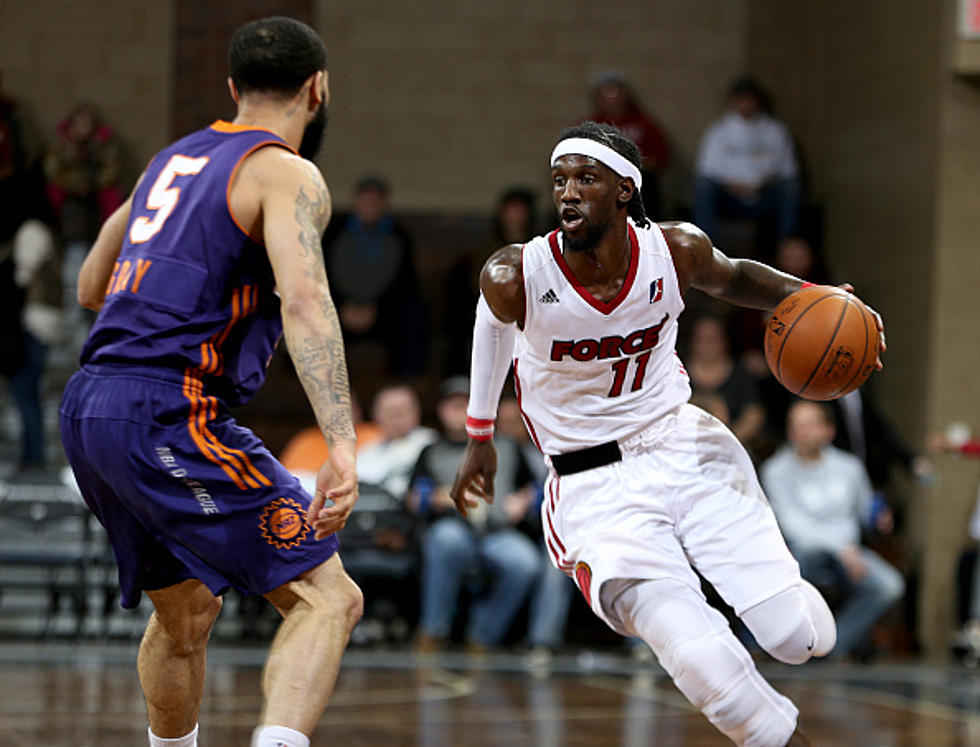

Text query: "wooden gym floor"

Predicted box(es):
[0, 643, 976, 746]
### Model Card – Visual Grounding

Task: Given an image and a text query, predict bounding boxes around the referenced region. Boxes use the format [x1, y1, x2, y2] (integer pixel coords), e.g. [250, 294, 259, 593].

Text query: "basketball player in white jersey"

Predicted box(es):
[450, 122, 885, 746]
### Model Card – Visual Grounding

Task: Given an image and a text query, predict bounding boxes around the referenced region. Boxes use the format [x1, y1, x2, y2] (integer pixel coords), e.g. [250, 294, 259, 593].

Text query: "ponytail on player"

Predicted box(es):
[556, 122, 651, 229]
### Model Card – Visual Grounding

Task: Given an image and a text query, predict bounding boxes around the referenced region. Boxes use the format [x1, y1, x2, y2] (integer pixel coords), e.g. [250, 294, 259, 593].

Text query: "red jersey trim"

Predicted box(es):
[512, 360, 543, 451]
[654, 221, 685, 298]
[547, 224, 639, 315]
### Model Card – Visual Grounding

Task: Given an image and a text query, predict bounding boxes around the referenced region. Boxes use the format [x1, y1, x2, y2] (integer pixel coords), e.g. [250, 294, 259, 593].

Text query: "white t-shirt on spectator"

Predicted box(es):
[696, 112, 798, 190]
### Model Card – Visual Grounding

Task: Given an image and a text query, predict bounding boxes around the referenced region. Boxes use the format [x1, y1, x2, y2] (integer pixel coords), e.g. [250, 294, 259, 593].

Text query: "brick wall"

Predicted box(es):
[314, 0, 749, 214]
[747, 0, 942, 442]
[749, 0, 980, 659]
[1, 0, 752, 213]
[173, 0, 313, 138]
[0, 0, 173, 185]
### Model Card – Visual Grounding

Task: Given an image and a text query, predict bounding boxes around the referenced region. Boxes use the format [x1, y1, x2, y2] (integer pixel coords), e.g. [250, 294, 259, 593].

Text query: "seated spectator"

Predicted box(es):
[357, 383, 437, 499]
[409, 378, 541, 653]
[42, 102, 124, 348]
[445, 187, 537, 376]
[928, 428, 980, 661]
[684, 315, 766, 454]
[279, 392, 382, 495]
[693, 76, 799, 255]
[774, 235, 829, 286]
[323, 176, 426, 378]
[587, 70, 670, 219]
[830, 383, 933, 493]
[498, 394, 576, 659]
[762, 400, 905, 660]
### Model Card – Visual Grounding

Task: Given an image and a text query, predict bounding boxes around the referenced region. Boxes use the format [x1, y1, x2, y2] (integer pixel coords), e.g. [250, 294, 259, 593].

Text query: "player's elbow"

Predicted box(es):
[280, 285, 331, 324]
[77, 283, 104, 311]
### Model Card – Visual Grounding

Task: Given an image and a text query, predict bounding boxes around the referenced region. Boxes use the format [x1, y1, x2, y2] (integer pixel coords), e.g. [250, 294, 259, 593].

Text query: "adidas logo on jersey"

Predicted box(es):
[539, 289, 559, 304]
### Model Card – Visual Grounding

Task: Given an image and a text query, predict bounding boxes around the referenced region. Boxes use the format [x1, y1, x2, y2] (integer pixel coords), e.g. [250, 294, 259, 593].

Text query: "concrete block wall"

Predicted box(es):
[747, 1, 942, 447]
[0, 0, 173, 185]
[172, 0, 314, 138]
[1, 0, 755, 214]
[315, 0, 750, 214]
[748, 0, 980, 658]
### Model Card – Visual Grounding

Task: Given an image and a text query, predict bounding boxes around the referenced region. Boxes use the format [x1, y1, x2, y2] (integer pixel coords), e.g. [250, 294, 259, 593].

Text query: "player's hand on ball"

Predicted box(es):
[837, 283, 885, 369]
[450, 439, 497, 518]
[308, 439, 358, 540]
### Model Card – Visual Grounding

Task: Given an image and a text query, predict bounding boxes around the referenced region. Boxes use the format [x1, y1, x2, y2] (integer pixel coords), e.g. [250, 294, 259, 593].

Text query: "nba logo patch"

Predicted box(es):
[259, 497, 310, 549]
[575, 561, 593, 605]
[649, 278, 664, 303]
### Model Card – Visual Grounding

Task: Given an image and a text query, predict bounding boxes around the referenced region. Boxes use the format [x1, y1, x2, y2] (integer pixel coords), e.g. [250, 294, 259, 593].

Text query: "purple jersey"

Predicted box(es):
[82, 121, 295, 406]
[62, 122, 339, 606]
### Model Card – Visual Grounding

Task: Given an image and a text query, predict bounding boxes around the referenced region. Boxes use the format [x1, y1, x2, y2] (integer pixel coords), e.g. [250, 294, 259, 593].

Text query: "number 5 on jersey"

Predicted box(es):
[129, 155, 210, 244]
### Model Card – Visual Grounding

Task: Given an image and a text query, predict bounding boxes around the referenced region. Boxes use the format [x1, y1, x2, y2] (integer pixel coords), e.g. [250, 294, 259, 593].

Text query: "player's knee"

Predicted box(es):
[309, 569, 364, 633]
[162, 594, 222, 656]
[339, 575, 364, 631]
[742, 585, 830, 664]
[799, 580, 836, 656]
[763, 616, 815, 665]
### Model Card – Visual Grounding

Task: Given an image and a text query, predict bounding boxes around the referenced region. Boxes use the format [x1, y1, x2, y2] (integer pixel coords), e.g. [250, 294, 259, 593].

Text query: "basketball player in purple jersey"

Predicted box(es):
[60, 18, 360, 747]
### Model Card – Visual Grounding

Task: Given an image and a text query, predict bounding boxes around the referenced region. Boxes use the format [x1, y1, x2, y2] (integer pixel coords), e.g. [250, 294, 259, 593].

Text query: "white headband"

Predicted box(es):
[550, 137, 642, 188]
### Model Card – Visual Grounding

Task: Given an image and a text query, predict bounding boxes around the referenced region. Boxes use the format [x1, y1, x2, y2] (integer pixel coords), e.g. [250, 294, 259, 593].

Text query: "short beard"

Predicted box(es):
[299, 102, 328, 161]
[562, 217, 609, 254]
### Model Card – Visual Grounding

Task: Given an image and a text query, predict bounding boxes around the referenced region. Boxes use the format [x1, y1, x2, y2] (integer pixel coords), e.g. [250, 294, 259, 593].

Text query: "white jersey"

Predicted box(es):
[514, 219, 691, 455]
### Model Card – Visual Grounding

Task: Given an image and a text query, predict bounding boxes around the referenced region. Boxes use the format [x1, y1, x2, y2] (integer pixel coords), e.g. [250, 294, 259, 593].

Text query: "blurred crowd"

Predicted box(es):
[2, 68, 977, 666]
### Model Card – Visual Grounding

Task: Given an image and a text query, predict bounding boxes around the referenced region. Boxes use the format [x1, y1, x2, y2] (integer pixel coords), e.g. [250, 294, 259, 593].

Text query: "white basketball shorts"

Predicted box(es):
[541, 403, 801, 635]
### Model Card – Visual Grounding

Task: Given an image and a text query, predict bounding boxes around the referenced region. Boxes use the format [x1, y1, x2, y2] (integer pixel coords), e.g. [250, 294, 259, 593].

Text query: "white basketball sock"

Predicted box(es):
[148, 724, 198, 747]
[251, 724, 311, 747]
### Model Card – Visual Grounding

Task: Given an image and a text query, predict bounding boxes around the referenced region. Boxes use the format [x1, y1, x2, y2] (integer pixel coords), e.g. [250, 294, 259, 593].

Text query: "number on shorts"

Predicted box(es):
[129, 154, 210, 244]
[608, 350, 652, 397]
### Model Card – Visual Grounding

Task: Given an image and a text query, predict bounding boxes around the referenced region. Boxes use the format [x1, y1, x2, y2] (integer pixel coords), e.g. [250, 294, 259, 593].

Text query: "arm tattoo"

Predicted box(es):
[294, 180, 330, 261]
[287, 311, 356, 447]
[288, 177, 354, 446]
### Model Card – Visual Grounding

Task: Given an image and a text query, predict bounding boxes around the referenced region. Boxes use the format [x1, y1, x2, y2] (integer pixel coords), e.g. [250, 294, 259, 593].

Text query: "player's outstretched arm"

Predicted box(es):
[260, 150, 357, 539]
[77, 183, 138, 310]
[662, 221, 885, 366]
[661, 221, 804, 311]
[449, 245, 524, 517]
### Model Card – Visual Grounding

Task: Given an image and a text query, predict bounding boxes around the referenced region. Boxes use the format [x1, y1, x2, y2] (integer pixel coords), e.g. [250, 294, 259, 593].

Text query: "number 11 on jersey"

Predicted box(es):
[608, 350, 652, 397]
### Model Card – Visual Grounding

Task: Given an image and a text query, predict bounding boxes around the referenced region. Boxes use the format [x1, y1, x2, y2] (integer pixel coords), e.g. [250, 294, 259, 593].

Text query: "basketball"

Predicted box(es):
[764, 285, 879, 401]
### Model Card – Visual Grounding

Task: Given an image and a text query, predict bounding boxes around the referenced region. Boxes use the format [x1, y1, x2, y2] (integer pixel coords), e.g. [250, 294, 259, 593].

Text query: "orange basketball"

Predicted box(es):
[764, 285, 879, 401]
